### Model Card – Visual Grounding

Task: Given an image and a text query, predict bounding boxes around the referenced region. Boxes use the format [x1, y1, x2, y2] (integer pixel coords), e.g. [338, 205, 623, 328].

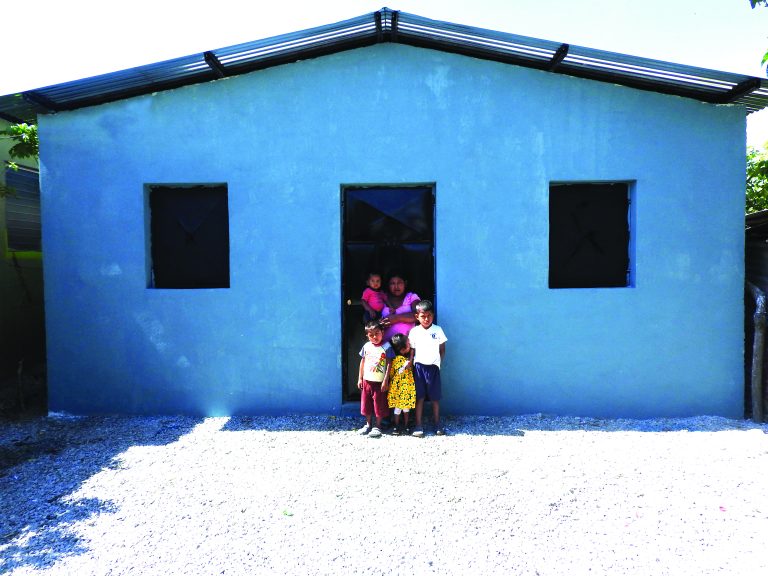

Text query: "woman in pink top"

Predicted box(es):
[380, 272, 421, 342]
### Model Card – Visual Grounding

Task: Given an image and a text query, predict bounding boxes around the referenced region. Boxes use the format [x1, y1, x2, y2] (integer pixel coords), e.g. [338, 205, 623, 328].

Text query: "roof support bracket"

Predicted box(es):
[204, 52, 227, 79]
[375, 9, 398, 42]
[375, 11, 383, 41]
[392, 10, 399, 42]
[548, 43, 569, 71]
[719, 77, 762, 104]
[22, 91, 60, 113]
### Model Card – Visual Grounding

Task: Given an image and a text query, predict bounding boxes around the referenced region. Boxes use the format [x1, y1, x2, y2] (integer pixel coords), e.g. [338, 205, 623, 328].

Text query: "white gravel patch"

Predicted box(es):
[1, 413, 767, 575]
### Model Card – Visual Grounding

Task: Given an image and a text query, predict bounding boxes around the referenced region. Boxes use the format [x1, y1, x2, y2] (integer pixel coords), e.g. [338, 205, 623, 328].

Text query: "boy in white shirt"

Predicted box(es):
[408, 300, 447, 437]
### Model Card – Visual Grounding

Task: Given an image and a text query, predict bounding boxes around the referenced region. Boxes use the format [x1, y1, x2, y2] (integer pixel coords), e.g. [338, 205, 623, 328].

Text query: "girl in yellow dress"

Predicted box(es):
[387, 333, 416, 435]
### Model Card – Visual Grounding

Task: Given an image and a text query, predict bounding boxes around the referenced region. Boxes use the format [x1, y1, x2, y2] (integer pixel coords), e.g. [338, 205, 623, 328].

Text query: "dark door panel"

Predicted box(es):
[342, 186, 435, 400]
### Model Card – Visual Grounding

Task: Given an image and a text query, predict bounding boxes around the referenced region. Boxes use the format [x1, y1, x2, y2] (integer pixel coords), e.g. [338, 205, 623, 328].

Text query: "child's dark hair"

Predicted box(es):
[415, 299, 434, 314]
[365, 319, 382, 332]
[390, 332, 408, 352]
[367, 271, 382, 279]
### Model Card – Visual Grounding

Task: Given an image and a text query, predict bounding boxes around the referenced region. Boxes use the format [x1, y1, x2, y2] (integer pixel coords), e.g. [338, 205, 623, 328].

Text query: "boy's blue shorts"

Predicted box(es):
[414, 362, 441, 401]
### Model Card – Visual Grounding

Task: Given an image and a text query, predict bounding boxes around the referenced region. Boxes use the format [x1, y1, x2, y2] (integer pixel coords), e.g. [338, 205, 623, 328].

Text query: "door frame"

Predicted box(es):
[340, 183, 436, 402]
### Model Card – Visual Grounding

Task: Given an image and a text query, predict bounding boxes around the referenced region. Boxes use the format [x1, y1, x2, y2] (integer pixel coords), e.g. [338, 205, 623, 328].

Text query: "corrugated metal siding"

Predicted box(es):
[4, 168, 41, 252]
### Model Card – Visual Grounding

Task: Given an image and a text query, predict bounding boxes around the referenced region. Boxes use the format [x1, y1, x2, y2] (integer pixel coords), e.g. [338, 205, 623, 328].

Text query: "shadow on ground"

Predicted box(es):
[0, 414, 201, 573]
[220, 413, 767, 435]
[0, 363, 47, 420]
[221, 415, 360, 433]
[220, 414, 527, 436]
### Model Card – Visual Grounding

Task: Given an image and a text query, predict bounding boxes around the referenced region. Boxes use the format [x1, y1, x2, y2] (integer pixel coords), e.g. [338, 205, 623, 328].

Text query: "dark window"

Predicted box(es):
[4, 167, 41, 252]
[148, 185, 230, 289]
[549, 182, 630, 289]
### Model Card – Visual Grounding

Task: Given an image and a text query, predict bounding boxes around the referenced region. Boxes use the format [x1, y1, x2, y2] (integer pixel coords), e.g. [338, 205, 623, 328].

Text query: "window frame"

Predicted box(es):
[145, 183, 231, 290]
[548, 181, 634, 289]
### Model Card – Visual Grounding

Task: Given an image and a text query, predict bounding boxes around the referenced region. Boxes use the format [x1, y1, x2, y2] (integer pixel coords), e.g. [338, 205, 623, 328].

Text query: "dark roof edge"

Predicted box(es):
[747, 209, 768, 228]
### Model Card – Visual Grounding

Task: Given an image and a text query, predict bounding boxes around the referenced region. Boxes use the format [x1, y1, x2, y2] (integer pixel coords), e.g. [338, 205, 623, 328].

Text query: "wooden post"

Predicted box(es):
[16, 358, 26, 413]
[748, 282, 766, 423]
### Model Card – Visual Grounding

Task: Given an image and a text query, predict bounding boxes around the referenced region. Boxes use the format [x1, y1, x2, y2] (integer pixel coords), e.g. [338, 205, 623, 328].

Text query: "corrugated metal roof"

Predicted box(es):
[2, 7, 767, 123]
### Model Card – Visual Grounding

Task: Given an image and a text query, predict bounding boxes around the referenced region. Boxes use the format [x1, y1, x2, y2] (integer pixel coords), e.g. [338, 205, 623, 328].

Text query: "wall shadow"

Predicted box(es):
[220, 413, 768, 436]
[0, 414, 201, 573]
[439, 414, 768, 435]
[220, 414, 528, 436]
[221, 414, 359, 433]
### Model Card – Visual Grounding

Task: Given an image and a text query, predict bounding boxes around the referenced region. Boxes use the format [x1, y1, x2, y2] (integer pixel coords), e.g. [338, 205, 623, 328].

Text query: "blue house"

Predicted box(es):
[1, 9, 766, 417]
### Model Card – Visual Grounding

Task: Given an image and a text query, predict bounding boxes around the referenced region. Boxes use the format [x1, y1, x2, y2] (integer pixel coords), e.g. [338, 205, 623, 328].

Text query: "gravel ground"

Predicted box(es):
[1, 412, 767, 575]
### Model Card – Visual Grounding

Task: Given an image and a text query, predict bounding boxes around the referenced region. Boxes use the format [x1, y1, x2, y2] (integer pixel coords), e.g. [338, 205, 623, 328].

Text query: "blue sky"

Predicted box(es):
[6, 0, 768, 144]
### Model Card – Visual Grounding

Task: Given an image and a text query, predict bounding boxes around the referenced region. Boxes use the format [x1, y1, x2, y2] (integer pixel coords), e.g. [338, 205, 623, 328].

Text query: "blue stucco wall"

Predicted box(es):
[39, 44, 746, 417]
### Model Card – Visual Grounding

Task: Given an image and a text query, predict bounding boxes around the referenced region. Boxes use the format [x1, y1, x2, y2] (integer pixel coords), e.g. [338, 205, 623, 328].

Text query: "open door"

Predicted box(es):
[342, 185, 435, 401]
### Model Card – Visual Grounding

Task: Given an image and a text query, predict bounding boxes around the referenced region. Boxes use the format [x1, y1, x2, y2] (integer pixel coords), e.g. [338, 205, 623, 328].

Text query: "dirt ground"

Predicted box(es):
[2, 413, 767, 575]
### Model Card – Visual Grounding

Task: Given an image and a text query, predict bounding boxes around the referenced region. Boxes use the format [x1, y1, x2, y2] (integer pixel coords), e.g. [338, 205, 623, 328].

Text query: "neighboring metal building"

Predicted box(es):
[1, 9, 763, 417]
[745, 209, 768, 419]
[0, 119, 44, 392]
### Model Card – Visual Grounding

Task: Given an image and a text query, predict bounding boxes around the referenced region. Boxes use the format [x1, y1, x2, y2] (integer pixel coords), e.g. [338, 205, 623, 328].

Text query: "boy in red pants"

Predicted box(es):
[357, 320, 393, 438]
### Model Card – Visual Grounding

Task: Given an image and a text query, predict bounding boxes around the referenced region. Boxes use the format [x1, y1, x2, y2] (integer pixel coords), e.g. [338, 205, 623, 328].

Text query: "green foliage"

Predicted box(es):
[2, 123, 39, 167]
[739, 3, 768, 213]
[1, 123, 39, 197]
[747, 144, 768, 213]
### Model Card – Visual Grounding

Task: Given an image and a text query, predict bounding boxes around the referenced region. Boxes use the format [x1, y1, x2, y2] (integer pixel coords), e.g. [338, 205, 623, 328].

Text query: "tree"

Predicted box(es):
[1, 123, 39, 197]
[747, 144, 768, 213]
[2, 123, 38, 168]
[747, 2, 768, 212]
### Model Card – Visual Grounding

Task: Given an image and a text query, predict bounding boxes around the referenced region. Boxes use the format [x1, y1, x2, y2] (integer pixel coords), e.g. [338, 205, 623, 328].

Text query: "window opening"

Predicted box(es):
[147, 184, 230, 289]
[549, 182, 630, 289]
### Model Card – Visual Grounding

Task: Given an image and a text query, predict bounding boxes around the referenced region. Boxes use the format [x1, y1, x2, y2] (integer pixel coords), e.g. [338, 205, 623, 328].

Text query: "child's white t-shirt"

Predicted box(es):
[408, 324, 447, 368]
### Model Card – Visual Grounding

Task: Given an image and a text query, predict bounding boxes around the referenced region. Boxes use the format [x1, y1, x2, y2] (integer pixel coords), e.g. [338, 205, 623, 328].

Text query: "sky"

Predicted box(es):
[5, 0, 768, 145]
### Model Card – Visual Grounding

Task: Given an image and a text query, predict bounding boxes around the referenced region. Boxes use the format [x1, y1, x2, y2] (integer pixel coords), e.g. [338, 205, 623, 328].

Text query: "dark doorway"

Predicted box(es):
[342, 185, 435, 401]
